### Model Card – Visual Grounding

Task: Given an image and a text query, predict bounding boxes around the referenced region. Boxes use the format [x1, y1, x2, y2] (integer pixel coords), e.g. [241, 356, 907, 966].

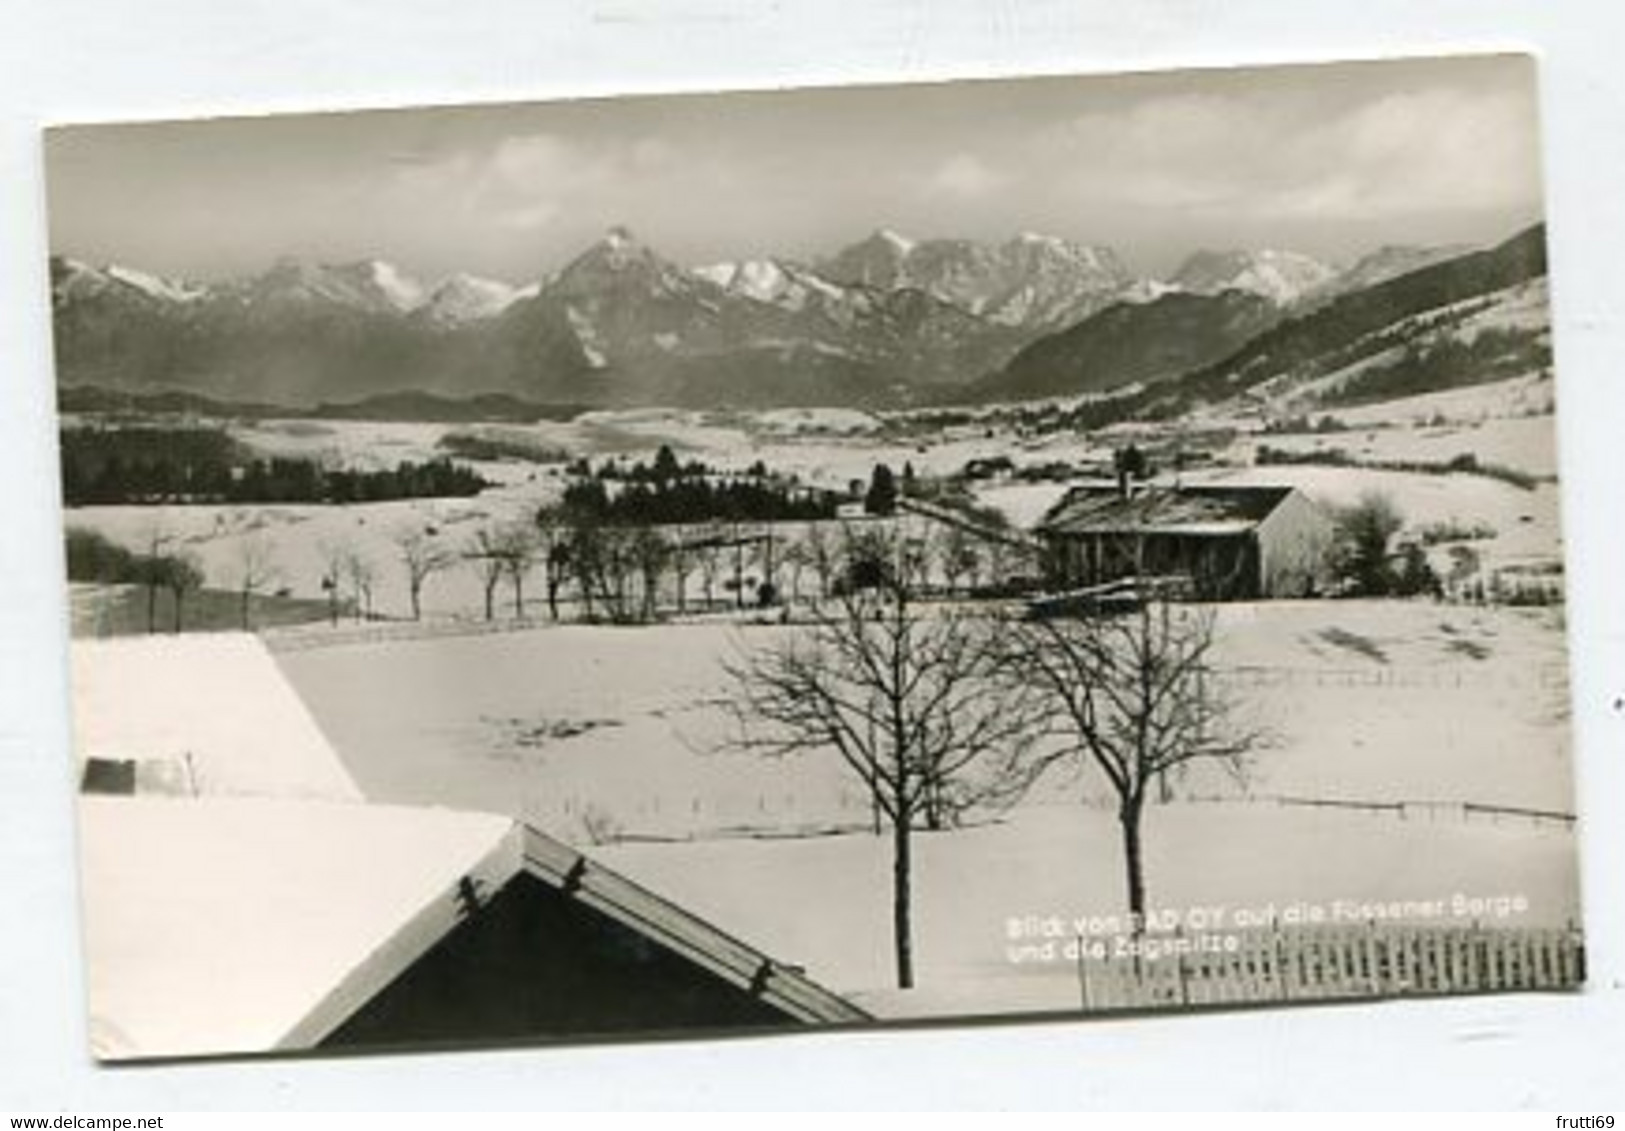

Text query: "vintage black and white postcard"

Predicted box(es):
[48, 52, 1578, 1061]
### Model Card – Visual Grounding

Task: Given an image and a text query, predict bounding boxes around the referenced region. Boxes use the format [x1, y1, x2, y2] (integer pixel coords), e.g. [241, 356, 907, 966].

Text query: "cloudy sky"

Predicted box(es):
[45, 53, 1542, 284]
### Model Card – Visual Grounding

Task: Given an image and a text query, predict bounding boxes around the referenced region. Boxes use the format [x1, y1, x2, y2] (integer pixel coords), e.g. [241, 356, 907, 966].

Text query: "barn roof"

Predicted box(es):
[1038, 483, 1298, 538]
[79, 796, 867, 1061]
[79, 795, 516, 1060]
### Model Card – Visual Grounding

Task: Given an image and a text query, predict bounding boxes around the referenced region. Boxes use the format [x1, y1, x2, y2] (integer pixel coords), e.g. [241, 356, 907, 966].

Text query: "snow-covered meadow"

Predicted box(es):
[272, 598, 1576, 1011]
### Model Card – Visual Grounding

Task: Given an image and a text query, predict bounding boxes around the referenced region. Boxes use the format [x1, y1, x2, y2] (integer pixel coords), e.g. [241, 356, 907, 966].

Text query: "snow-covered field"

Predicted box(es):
[272, 599, 1574, 1014]
[270, 596, 1574, 1020]
[61, 556, 1573, 1019]
[277, 601, 1571, 836]
[596, 804, 1578, 1017]
[1246, 397, 1558, 479]
[66, 482, 562, 620]
[1199, 466, 1562, 573]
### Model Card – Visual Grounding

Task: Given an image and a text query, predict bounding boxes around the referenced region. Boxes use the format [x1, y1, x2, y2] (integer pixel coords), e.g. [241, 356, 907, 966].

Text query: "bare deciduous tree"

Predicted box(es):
[726, 551, 1042, 990]
[160, 552, 205, 634]
[233, 533, 280, 630]
[668, 534, 694, 615]
[694, 530, 724, 611]
[630, 525, 671, 621]
[805, 521, 837, 601]
[137, 517, 174, 634]
[344, 549, 377, 622]
[1002, 594, 1259, 925]
[467, 525, 511, 622]
[778, 537, 811, 607]
[937, 524, 982, 597]
[393, 526, 453, 621]
[494, 524, 538, 619]
[535, 505, 571, 621]
[316, 536, 353, 627]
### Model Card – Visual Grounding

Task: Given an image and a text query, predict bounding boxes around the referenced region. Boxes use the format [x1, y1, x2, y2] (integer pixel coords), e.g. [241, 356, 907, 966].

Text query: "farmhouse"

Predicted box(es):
[1036, 481, 1332, 600]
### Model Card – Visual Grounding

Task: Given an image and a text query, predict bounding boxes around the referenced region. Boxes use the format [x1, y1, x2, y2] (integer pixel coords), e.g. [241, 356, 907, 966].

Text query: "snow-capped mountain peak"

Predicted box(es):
[420, 273, 531, 325]
[1170, 248, 1337, 306]
[874, 227, 915, 254]
[359, 259, 427, 312]
[51, 258, 208, 305]
[104, 264, 206, 304]
[241, 257, 430, 314]
[692, 259, 794, 303]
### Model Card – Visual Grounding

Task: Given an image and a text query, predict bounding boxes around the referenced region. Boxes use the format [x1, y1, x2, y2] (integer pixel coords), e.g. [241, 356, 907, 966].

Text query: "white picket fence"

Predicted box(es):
[1074, 924, 1583, 1011]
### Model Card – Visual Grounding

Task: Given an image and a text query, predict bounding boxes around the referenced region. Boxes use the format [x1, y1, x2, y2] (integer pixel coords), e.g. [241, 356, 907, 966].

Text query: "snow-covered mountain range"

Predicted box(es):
[50, 225, 1533, 411]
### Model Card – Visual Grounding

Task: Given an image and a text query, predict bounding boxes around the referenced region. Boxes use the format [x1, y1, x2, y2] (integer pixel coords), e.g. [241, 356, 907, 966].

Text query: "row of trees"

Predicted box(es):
[61, 426, 489, 506]
[70, 502, 1032, 634]
[362, 504, 1032, 627]
[725, 525, 1256, 989]
[66, 527, 208, 633]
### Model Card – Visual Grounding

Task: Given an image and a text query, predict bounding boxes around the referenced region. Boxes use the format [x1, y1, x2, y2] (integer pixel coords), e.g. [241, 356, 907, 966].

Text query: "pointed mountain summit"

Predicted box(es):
[820, 228, 920, 289]
[820, 229, 1134, 329]
[549, 226, 696, 299]
[1169, 249, 1337, 306]
[232, 257, 429, 314]
[419, 273, 534, 326]
[51, 257, 206, 306]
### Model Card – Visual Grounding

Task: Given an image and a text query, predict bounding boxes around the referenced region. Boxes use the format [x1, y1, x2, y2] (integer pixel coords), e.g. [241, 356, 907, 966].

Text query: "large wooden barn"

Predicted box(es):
[1035, 482, 1332, 601]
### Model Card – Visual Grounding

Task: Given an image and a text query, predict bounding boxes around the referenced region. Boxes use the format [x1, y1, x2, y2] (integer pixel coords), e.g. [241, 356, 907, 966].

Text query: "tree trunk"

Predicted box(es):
[892, 809, 915, 990]
[147, 583, 158, 634]
[546, 575, 560, 621]
[409, 579, 422, 621]
[240, 588, 252, 631]
[172, 591, 183, 634]
[1120, 798, 1147, 927]
[484, 576, 497, 621]
[512, 572, 524, 619]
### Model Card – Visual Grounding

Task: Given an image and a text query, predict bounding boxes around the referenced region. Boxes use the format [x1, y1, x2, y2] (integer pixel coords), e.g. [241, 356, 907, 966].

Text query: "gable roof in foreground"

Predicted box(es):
[79, 795, 866, 1061]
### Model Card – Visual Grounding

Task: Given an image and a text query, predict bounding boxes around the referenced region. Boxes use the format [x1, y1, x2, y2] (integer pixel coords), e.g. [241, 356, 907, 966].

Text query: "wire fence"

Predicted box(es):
[1175, 792, 1576, 830]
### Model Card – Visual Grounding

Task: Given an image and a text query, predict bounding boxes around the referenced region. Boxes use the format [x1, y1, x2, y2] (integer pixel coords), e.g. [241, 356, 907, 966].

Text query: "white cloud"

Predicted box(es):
[925, 153, 1006, 200]
[1029, 82, 1538, 224]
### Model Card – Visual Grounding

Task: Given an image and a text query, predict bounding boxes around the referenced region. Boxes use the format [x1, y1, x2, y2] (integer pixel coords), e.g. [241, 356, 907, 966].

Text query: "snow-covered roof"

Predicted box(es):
[71, 634, 361, 802]
[1039, 484, 1297, 537]
[79, 796, 865, 1060]
[79, 795, 517, 1060]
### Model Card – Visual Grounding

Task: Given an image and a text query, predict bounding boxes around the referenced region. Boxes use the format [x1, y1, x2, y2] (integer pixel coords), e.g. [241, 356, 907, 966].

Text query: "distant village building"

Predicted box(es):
[1036, 482, 1332, 601]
